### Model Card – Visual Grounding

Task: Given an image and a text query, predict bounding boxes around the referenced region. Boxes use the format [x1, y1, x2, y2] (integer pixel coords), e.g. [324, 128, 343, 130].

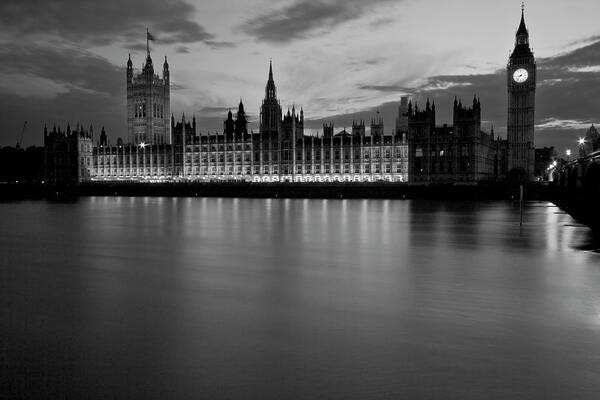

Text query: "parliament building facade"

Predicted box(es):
[45, 8, 534, 185]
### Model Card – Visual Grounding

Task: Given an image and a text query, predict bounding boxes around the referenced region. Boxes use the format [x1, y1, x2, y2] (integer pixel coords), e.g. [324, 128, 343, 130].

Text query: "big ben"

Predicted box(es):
[507, 5, 536, 180]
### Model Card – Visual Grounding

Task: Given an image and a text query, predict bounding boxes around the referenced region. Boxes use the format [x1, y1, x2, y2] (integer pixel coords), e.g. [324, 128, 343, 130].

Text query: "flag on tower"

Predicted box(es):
[146, 29, 156, 56]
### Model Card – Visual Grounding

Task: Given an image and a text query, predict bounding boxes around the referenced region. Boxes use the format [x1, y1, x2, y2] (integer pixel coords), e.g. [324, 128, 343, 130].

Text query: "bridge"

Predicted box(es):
[551, 149, 600, 229]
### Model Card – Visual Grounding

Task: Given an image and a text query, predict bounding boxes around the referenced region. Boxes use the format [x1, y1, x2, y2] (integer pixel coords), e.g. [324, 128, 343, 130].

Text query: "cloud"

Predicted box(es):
[0, 43, 122, 98]
[357, 84, 409, 93]
[567, 65, 600, 73]
[420, 80, 473, 92]
[0, 0, 218, 47]
[536, 118, 595, 130]
[0, 73, 70, 99]
[240, 0, 397, 43]
[205, 41, 237, 50]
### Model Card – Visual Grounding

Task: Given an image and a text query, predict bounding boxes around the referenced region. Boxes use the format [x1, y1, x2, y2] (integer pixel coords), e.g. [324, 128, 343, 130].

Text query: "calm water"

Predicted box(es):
[2, 197, 600, 399]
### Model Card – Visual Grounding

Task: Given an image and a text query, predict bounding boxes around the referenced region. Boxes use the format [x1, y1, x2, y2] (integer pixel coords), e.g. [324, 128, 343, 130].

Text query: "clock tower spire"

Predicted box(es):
[507, 3, 536, 181]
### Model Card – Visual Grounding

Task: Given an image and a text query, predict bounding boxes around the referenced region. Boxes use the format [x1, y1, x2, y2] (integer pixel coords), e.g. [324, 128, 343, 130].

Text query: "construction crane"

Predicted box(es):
[16, 121, 27, 149]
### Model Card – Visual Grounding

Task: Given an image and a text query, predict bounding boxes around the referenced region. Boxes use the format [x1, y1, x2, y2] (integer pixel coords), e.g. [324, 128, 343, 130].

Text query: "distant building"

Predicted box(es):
[580, 125, 600, 156]
[407, 97, 504, 184]
[44, 124, 93, 184]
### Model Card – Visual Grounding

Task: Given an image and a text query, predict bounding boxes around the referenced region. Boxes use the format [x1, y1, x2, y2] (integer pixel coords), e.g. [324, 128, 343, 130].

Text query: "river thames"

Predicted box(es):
[3, 197, 600, 399]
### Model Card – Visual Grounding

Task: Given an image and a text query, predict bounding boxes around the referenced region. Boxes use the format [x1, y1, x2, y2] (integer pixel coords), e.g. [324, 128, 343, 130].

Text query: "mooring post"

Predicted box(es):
[519, 184, 524, 227]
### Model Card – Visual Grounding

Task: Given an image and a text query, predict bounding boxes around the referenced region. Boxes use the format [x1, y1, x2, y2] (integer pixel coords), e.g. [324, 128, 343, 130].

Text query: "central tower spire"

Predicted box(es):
[260, 60, 282, 137]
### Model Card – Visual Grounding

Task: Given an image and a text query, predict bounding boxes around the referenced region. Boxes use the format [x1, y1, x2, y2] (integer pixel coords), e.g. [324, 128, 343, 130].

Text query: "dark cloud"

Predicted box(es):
[0, 43, 122, 97]
[369, 17, 395, 28]
[176, 46, 191, 54]
[357, 84, 410, 92]
[241, 0, 397, 43]
[205, 41, 237, 49]
[0, 0, 216, 47]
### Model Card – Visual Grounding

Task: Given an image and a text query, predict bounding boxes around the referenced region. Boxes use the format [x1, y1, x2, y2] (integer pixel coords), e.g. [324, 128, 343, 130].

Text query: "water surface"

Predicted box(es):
[3, 198, 600, 399]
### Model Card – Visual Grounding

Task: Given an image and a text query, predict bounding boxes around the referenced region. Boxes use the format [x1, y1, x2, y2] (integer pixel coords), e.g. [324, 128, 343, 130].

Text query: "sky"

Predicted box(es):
[0, 0, 599, 154]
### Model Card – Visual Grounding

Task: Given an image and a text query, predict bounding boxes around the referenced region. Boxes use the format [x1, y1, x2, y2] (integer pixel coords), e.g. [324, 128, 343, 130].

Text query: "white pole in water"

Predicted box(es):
[519, 184, 524, 227]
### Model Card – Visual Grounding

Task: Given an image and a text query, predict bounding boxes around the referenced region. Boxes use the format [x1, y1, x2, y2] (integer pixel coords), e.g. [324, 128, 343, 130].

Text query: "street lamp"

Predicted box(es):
[578, 137, 585, 146]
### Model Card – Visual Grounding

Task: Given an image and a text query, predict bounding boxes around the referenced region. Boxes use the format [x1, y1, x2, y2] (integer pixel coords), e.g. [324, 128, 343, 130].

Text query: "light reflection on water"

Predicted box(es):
[2, 198, 600, 400]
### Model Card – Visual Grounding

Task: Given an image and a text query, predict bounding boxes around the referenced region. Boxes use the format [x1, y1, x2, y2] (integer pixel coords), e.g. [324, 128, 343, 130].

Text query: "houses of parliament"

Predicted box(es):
[45, 8, 536, 185]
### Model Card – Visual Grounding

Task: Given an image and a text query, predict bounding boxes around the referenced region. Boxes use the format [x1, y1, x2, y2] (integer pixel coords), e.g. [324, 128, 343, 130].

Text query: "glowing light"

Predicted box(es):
[566, 149, 571, 156]
[578, 138, 585, 146]
[139, 142, 147, 149]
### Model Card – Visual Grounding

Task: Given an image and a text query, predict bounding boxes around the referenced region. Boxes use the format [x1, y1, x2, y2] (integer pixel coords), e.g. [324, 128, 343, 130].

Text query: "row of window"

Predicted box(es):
[93, 165, 406, 176]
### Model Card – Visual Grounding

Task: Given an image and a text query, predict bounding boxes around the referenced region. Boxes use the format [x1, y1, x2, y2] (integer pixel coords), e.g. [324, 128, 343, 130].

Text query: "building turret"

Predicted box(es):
[352, 120, 366, 137]
[260, 60, 282, 137]
[235, 99, 248, 138]
[127, 54, 133, 84]
[163, 56, 169, 82]
[224, 109, 235, 139]
[99, 127, 107, 146]
[323, 123, 334, 138]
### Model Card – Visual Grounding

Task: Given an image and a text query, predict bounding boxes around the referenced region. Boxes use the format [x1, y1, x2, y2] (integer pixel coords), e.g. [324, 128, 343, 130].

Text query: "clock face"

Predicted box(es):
[513, 68, 529, 83]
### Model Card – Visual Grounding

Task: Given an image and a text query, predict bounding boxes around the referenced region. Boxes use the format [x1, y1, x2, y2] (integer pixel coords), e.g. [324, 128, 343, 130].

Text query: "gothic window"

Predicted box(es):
[416, 148, 423, 157]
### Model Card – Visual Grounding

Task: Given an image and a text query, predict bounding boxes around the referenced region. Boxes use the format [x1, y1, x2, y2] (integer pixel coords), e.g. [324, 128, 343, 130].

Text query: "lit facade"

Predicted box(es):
[84, 62, 408, 183]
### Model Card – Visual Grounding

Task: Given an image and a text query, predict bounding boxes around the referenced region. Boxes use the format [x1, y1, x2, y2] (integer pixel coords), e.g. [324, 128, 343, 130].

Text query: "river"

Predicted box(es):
[2, 198, 600, 399]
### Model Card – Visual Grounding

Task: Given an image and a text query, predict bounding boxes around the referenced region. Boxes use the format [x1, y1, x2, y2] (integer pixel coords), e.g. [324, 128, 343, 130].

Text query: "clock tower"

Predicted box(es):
[507, 5, 536, 180]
